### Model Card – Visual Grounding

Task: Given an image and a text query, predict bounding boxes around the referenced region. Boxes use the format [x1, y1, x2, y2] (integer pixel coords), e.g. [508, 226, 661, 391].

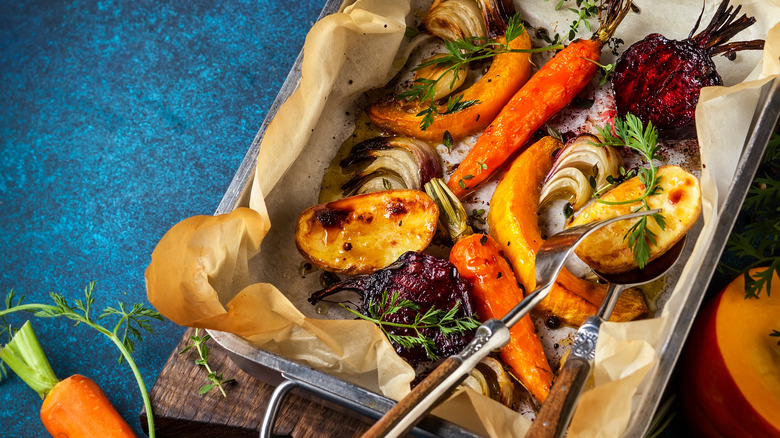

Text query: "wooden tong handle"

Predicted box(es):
[526, 356, 591, 438]
[362, 357, 461, 438]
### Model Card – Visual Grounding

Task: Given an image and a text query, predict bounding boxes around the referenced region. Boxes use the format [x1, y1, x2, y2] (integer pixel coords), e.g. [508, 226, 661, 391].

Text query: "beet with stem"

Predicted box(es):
[611, 0, 764, 140]
[309, 251, 476, 369]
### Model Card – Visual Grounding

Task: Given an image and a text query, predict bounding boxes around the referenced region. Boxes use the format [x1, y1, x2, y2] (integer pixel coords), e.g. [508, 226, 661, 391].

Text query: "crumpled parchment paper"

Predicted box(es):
[146, 0, 780, 436]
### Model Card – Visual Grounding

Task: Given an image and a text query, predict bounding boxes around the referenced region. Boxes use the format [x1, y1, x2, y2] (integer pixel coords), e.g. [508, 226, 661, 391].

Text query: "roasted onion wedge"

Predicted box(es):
[570, 165, 701, 274]
[540, 134, 624, 210]
[340, 136, 442, 196]
[295, 190, 439, 275]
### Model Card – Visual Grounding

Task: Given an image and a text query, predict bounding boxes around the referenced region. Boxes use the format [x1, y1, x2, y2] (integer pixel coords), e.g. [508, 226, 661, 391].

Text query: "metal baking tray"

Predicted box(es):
[209, 0, 780, 435]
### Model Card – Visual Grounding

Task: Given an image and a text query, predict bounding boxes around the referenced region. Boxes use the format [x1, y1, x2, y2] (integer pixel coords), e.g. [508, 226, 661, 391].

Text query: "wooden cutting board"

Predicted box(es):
[141, 328, 371, 437]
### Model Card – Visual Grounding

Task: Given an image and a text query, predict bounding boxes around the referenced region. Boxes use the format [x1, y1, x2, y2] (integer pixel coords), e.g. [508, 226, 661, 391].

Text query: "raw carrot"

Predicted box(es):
[0, 321, 137, 438]
[447, 0, 633, 198]
[41, 374, 137, 438]
[425, 178, 553, 403]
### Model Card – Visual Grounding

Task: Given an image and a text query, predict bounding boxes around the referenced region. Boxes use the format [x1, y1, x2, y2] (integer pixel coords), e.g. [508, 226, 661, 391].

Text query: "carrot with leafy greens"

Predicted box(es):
[0, 283, 161, 437]
[425, 178, 553, 403]
[447, 0, 633, 198]
[1, 321, 137, 437]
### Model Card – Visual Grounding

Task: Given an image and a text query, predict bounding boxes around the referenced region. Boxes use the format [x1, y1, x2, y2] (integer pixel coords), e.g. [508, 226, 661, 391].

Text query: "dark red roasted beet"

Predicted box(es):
[611, 0, 764, 140]
[309, 251, 475, 368]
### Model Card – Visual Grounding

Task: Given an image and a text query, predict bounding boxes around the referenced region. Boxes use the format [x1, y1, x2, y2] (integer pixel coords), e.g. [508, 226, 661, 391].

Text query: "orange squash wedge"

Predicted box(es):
[487, 136, 648, 326]
[366, 32, 532, 142]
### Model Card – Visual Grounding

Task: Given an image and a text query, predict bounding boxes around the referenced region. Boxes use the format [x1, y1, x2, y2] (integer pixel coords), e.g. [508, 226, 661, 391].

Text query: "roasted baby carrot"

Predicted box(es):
[447, 0, 633, 198]
[0, 321, 137, 438]
[449, 233, 553, 403]
[425, 178, 553, 403]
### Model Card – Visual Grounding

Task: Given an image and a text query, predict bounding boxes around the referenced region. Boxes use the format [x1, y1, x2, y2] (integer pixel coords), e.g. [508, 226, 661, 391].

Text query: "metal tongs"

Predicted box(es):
[361, 209, 661, 438]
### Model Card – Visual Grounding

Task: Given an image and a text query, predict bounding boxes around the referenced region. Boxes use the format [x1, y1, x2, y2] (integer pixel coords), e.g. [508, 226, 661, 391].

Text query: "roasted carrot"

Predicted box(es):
[449, 233, 553, 403]
[447, 0, 633, 198]
[425, 178, 553, 403]
[0, 321, 137, 438]
[488, 136, 648, 327]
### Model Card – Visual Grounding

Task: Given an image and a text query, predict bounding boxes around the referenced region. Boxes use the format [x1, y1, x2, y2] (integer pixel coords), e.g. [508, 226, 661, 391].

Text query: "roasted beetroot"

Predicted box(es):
[309, 251, 477, 369]
[611, 0, 764, 140]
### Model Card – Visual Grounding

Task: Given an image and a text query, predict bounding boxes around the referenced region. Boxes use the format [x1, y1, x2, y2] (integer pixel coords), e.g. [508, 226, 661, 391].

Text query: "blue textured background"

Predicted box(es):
[0, 0, 770, 436]
[0, 0, 322, 435]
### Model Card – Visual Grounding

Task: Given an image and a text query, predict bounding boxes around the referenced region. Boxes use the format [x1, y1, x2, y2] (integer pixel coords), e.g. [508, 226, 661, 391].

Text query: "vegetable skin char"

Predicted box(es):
[295, 190, 439, 275]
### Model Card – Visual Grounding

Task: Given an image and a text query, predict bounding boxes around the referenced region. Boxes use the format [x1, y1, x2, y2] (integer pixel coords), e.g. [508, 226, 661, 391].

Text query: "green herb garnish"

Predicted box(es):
[583, 58, 616, 84]
[596, 114, 665, 268]
[545, 0, 601, 42]
[342, 290, 479, 360]
[720, 127, 780, 298]
[179, 328, 235, 397]
[397, 13, 562, 130]
[471, 208, 487, 225]
[0, 282, 162, 437]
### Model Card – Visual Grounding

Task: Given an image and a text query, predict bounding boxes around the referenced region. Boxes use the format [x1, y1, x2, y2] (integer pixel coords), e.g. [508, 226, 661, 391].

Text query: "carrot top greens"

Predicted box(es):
[0, 282, 162, 438]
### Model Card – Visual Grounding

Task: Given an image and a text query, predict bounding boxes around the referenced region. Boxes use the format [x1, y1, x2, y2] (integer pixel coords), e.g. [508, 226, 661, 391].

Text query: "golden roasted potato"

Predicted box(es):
[295, 190, 438, 274]
[570, 165, 701, 274]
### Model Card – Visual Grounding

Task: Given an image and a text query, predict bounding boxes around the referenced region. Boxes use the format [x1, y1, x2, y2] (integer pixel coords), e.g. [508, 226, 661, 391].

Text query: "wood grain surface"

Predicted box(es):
[141, 328, 371, 437]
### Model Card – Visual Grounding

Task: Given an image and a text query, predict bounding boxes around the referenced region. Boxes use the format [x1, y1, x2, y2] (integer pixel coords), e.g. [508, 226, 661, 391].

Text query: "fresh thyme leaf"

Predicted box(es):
[546, 125, 563, 142]
[443, 131, 454, 150]
[596, 114, 665, 268]
[549, 0, 600, 42]
[179, 328, 235, 397]
[583, 58, 616, 84]
[342, 290, 479, 361]
[471, 208, 486, 225]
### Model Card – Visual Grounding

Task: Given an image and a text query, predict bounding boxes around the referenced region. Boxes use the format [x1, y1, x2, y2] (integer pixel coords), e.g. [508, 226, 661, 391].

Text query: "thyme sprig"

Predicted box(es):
[543, 0, 602, 44]
[0, 282, 162, 437]
[397, 14, 562, 130]
[179, 328, 235, 397]
[342, 290, 479, 360]
[596, 114, 666, 268]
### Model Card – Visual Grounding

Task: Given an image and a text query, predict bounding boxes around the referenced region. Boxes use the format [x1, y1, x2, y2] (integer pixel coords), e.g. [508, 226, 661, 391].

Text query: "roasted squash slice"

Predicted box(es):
[488, 137, 648, 326]
[366, 32, 532, 142]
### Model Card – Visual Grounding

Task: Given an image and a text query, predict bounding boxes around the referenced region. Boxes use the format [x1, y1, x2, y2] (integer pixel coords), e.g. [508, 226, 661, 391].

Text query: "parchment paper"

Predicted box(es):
[146, 1, 780, 436]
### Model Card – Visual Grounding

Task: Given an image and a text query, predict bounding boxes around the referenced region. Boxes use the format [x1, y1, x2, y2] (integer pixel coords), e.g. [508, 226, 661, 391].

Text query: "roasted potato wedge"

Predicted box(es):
[570, 165, 701, 274]
[295, 190, 439, 274]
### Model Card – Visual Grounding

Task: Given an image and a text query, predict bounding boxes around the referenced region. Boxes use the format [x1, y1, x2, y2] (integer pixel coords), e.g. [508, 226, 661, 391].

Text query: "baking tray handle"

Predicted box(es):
[260, 377, 348, 438]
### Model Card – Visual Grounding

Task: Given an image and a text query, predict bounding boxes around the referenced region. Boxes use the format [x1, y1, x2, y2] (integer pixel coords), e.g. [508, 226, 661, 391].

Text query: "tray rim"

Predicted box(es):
[210, 0, 780, 435]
